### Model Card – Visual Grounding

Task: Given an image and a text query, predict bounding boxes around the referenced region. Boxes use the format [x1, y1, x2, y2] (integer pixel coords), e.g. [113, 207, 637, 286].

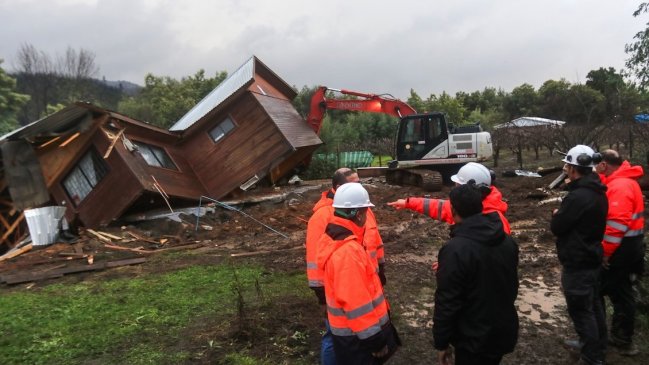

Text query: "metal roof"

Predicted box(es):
[169, 57, 255, 131]
[0, 104, 93, 142]
[494, 117, 566, 129]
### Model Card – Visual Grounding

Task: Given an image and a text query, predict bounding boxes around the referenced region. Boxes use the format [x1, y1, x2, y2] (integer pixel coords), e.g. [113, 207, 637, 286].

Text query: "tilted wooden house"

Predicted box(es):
[170, 56, 322, 198]
[0, 56, 321, 236]
[1, 104, 206, 229]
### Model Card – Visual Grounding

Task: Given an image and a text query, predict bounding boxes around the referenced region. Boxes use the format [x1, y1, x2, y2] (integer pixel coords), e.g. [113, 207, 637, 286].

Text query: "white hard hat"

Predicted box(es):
[332, 183, 375, 208]
[451, 162, 492, 186]
[562, 145, 597, 167]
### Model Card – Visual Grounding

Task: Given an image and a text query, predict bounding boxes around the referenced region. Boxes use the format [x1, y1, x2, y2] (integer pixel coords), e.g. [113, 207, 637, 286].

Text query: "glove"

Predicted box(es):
[378, 263, 387, 286]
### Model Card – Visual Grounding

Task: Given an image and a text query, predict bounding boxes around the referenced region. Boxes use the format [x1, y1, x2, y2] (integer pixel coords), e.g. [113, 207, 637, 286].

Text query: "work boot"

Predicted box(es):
[609, 334, 639, 356]
[562, 339, 582, 359]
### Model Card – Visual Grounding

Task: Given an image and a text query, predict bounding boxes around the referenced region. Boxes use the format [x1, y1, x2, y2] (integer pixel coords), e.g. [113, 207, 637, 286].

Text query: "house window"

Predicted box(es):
[209, 116, 235, 143]
[133, 141, 177, 170]
[63, 148, 109, 206]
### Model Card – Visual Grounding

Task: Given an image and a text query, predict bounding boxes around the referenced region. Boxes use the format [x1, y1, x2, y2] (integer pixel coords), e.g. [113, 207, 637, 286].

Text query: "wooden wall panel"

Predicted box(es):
[36, 116, 106, 188]
[115, 128, 206, 199]
[181, 93, 292, 199]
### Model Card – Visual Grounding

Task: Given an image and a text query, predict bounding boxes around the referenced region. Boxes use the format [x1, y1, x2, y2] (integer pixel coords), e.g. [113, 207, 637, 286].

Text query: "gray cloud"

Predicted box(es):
[0, 0, 644, 99]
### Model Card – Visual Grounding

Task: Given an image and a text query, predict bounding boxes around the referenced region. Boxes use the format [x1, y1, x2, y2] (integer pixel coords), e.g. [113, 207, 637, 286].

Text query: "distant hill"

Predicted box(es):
[101, 79, 141, 96]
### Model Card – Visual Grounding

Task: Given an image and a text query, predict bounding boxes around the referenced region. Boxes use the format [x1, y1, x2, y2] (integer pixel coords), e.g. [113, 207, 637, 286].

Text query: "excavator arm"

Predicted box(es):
[306, 86, 418, 134]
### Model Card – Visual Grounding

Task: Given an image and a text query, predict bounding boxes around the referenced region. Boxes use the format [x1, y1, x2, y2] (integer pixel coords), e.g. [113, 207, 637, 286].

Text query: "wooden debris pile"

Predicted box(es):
[0, 226, 207, 285]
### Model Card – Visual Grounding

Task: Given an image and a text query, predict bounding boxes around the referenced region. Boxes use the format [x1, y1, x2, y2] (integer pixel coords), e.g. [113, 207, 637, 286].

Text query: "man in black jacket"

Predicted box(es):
[551, 145, 608, 365]
[433, 183, 519, 365]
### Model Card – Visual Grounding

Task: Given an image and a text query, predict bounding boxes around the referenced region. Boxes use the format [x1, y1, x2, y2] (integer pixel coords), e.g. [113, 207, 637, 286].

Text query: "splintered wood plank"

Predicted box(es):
[85, 229, 112, 243]
[95, 231, 122, 240]
[0, 243, 33, 262]
[1, 257, 146, 284]
[59, 132, 81, 147]
[103, 128, 125, 159]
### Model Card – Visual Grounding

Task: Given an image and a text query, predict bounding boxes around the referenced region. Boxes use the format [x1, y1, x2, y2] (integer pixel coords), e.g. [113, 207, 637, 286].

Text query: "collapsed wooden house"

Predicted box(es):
[0, 56, 321, 253]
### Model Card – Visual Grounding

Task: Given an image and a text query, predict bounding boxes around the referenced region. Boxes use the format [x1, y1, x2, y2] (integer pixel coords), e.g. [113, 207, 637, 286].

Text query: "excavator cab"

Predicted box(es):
[395, 113, 448, 161]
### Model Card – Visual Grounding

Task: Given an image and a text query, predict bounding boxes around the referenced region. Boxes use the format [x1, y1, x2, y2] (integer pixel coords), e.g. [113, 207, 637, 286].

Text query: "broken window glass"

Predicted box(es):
[133, 141, 177, 170]
[62, 148, 109, 206]
[209, 116, 235, 143]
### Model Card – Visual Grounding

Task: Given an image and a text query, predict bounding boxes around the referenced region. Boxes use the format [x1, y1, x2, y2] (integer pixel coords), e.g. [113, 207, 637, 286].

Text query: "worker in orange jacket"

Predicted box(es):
[317, 183, 400, 364]
[387, 162, 510, 234]
[595, 149, 645, 356]
[305, 168, 386, 364]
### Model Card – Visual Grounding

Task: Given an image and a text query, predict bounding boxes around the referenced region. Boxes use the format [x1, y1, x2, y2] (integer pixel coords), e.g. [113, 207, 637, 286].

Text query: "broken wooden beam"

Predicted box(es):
[0, 213, 24, 243]
[95, 230, 122, 240]
[0, 257, 146, 285]
[103, 128, 125, 159]
[0, 243, 32, 262]
[127, 231, 159, 244]
[59, 132, 81, 147]
[230, 246, 303, 258]
[85, 229, 112, 243]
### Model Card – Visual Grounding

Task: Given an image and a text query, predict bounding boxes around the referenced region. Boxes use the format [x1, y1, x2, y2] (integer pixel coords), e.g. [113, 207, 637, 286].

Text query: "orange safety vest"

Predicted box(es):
[403, 186, 511, 234]
[306, 190, 384, 289]
[317, 215, 390, 341]
[305, 189, 335, 288]
[599, 161, 645, 257]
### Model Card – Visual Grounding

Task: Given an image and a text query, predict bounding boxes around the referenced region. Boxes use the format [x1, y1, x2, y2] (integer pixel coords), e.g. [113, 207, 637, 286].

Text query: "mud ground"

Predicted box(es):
[2, 167, 647, 364]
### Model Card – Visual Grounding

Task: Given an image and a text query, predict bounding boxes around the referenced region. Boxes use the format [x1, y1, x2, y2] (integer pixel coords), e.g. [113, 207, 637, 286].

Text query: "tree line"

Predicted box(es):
[3, 2, 649, 162]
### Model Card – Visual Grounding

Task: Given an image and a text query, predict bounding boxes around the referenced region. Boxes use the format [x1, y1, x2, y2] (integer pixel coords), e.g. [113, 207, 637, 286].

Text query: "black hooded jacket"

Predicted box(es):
[433, 212, 519, 356]
[550, 172, 608, 270]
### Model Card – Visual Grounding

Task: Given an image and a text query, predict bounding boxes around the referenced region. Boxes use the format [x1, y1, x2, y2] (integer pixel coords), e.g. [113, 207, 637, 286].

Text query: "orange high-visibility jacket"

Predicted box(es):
[306, 190, 384, 290]
[402, 186, 511, 234]
[599, 161, 645, 257]
[305, 189, 335, 289]
[363, 208, 385, 267]
[317, 215, 391, 344]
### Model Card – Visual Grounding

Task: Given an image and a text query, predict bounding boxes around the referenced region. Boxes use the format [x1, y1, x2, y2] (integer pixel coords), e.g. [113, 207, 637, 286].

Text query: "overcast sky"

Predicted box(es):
[0, 0, 646, 99]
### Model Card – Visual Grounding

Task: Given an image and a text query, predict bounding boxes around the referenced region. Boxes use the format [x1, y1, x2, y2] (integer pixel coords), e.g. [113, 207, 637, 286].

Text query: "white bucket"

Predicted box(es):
[24, 206, 67, 246]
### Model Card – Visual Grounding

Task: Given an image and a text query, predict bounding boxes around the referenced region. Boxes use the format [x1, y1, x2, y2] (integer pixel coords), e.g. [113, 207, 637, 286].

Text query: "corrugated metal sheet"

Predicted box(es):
[314, 151, 374, 169]
[0, 104, 93, 142]
[494, 117, 566, 129]
[253, 93, 322, 148]
[169, 57, 255, 131]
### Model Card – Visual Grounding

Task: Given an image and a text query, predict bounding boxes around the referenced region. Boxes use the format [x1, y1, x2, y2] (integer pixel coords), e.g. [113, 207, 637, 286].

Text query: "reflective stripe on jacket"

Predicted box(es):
[305, 189, 335, 288]
[306, 189, 383, 287]
[404, 186, 511, 234]
[600, 161, 645, 257]
[364, 208, 385, 268]
[317, 216, 390, 345]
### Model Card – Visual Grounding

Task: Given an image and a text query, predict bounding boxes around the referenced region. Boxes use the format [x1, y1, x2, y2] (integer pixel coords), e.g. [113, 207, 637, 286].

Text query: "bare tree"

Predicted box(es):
[11, 44, 101, 123]
[13, 43, 55, 75]
[57, 47, 99, 79]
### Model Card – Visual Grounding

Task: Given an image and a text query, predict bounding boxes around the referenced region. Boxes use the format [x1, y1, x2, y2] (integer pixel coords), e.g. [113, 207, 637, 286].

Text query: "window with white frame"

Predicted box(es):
[209, 116, 235, 143]
[133, 141, 177, 170]
[62, 148, 109, 206]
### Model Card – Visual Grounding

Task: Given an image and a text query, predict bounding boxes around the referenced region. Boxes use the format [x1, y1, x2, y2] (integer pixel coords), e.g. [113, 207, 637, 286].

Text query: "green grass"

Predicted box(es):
[0, 264, 309, 365]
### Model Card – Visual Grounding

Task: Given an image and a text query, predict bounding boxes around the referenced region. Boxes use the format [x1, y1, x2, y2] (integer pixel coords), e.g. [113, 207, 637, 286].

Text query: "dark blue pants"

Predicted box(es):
[321, 319, 336, 365]
[601, 235, 644, 344]
[562, 267, 607, 363]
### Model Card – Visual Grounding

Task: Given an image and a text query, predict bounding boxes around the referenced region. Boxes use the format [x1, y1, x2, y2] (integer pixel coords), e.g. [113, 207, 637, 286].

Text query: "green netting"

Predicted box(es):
[313, 150, 374, 169]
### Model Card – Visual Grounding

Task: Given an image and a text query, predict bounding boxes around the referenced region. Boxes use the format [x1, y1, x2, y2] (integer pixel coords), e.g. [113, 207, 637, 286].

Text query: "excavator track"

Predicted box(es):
[385, 169, 443, 191]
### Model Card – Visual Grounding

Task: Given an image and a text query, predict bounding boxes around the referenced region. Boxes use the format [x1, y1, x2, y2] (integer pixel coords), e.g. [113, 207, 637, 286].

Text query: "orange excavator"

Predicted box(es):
[307, 86, 493, 191]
